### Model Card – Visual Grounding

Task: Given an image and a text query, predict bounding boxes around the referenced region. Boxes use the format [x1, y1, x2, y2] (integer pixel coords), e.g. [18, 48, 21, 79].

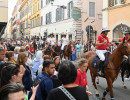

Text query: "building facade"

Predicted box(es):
[19, 0, 31, 39]
[103, 0, 130, 42]
[39, 0, 103, 42]
[40, 0, 74, 41]
[30, 0, 41, 37]
[81, 0, 103, 43]
[0, 0, 8, 37]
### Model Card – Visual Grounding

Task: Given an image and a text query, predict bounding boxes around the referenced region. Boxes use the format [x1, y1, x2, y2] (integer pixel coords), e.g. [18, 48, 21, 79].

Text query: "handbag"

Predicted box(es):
[58, 86, 76, 100]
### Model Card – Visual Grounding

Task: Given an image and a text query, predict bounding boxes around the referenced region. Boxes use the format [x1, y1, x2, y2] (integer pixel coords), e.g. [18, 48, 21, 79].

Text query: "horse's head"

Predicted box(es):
[121, 37, 130, 64]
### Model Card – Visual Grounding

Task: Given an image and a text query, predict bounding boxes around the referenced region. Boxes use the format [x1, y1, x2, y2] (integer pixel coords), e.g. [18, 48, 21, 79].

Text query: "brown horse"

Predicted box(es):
[64, 42, 72, 60]
[83, 38, 130, 100]
[53, 45, 62, 59]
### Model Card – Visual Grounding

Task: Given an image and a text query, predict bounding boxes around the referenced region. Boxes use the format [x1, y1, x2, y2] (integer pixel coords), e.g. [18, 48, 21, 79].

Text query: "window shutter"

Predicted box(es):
[108, 0, 114, 7]
[89, 2, 95, 17]
[121, 0, 125, 4]
[68, 3, 70, 18]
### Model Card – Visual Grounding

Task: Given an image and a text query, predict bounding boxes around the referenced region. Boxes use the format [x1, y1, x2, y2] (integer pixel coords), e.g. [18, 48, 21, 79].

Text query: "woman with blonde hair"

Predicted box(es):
[75, 58, 92, 96]
[17, 52, 32, 91]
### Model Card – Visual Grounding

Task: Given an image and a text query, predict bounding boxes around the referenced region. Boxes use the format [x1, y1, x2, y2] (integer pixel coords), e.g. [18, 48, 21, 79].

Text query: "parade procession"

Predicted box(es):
[0, 0, 130, 100]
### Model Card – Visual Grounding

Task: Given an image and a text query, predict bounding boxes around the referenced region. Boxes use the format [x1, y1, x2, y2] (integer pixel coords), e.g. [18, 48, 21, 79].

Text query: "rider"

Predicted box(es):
[96, 27, 110, 75]
[49, 33, 56, 48]
[121, 30, 130, 80]
[121, 30, 130, 44]
[61, 33, 68, 57]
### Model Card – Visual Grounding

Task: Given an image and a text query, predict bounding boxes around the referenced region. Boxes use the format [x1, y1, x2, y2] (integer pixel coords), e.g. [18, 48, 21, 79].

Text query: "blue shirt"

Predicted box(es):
[35, 72, 53, 100]
[76, 44, 82, 52]
[22, 65, 31, 91]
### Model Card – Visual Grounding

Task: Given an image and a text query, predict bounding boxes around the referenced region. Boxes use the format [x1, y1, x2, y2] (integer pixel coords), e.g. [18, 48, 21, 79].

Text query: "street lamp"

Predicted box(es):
[50, 0, 66, 9]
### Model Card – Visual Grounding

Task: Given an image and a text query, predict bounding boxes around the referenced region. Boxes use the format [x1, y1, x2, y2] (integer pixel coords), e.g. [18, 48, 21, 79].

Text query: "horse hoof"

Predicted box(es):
[124, 86, 127, 89]
[96, 82, 99, 84]
[102, 97, 106, 100]
[96, 94, 100, 97]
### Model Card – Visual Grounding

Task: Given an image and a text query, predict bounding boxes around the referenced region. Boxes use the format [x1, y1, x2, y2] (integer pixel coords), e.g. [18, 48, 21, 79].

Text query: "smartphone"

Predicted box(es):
[33, 79, 41, 87]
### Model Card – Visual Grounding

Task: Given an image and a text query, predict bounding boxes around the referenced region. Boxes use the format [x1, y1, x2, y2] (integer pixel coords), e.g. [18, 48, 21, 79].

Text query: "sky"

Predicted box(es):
[8, 0, 17, 21]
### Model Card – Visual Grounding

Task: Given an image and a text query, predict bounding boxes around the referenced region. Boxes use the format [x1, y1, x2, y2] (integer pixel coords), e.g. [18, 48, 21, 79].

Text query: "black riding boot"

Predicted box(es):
[97, 61, 104, 75]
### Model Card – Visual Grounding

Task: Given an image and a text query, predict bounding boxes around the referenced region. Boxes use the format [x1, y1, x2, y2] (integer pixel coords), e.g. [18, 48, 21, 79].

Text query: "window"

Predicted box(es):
[46, 12, 52, 24]
[41, 16, 43, 25]
[108, 0, 125, 7]
[56, 8, 64, 22]
[37, 17, 39, 26]
[35, 18, 36, 27]
[46, 0, 51, 5]
[38, 3, 39, 10]
[41, 0, 43, 8]
[68, 1, 73, 18]
[26, 20, 28, 28]
[89, 2, 95, 17]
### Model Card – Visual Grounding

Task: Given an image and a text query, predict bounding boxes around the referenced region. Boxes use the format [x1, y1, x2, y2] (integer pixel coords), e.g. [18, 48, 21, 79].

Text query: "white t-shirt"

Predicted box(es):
[50, 38, 56, 45]
[47, 38, 50, 43]
[61, 37, 68, 50]
[62, 37, 68, 45]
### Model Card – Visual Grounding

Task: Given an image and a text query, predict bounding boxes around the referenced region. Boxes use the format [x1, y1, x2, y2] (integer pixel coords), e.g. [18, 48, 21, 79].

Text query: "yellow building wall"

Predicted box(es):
[107, 1, 130, 40]
[108, 5, 130, 29]
[0, 7, 8, 22]
[0, 0, 8, 22]
[30, 0, 41, 28]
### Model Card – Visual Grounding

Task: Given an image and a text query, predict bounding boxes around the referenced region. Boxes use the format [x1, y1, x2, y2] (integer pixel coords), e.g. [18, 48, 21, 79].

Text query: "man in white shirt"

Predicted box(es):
[49, 33, 56, 46]
[61, 34, 68, 57]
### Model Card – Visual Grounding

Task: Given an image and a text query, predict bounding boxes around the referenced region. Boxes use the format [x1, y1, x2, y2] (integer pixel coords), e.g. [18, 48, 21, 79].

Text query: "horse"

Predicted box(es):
[120, 57, 130, 88]
[53, 45, 62, 59]
[64, 42, 72, 60]
[83, 38, 130, 100]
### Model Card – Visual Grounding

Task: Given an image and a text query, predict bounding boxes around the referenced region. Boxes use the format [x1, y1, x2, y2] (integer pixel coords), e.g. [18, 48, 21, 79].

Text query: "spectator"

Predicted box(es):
[17, 52, 32, 91]
[75, 58, 92, 96]
[35, 60, 55, 100]
[0, 45, 5, 63]
[76, 40, 82, 59]
[0, 83, 39, 100]
[0, 83, 25, 100]
[72, 44, 76, 61]
[5, 51, 16, 64]
[47, 60, 89, 100]
[0, 63, 23, 88]
[14, 46, 20, 61]
[32, 50, 44, 80]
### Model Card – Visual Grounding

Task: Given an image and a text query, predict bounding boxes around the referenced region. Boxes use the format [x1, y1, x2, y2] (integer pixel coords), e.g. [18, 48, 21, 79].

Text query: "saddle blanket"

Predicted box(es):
[91, 55, 109, 68]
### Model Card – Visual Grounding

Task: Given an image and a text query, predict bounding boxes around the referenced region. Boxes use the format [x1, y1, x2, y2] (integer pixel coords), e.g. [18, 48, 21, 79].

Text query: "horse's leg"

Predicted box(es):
[90, 72, 100, 97]
[102, 87, 109, 100]
[103, 77, 114, 100]
[121, 70, 126, 88]
[96, 77, 99, 84]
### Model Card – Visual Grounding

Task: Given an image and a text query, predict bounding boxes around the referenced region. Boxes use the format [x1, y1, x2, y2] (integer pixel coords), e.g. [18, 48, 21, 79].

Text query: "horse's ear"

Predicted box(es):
[123, 37, 125, 43]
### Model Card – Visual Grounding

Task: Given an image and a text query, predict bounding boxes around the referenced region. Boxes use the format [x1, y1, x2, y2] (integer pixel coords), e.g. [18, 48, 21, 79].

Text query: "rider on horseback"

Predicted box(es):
[48, 33, 56, 48]
[96, 27, 110, 76]
[61, 33, 68, 57]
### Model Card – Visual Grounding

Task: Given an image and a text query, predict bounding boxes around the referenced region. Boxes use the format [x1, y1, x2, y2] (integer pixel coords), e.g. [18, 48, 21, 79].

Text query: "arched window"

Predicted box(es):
[113, 24, 130, 42]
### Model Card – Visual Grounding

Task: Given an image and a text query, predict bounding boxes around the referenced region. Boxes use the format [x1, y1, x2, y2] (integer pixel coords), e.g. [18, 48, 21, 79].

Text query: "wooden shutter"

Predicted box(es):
[108, 0, 114, 7]
[121, 0, 125, 4]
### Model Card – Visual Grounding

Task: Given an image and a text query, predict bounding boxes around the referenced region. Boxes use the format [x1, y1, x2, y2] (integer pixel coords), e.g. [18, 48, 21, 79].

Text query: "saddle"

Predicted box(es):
[91, 52, 110, 68]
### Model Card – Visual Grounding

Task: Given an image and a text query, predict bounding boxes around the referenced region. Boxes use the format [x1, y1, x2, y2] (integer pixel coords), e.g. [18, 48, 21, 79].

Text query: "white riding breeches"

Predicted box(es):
[96, 49, 107, 61]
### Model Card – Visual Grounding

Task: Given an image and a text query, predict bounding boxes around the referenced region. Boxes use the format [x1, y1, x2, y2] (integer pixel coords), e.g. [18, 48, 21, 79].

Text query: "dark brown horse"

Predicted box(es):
[64, 42, 72, 60]
[83, 38, 130, 100]
[53, 45, 62, 59]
